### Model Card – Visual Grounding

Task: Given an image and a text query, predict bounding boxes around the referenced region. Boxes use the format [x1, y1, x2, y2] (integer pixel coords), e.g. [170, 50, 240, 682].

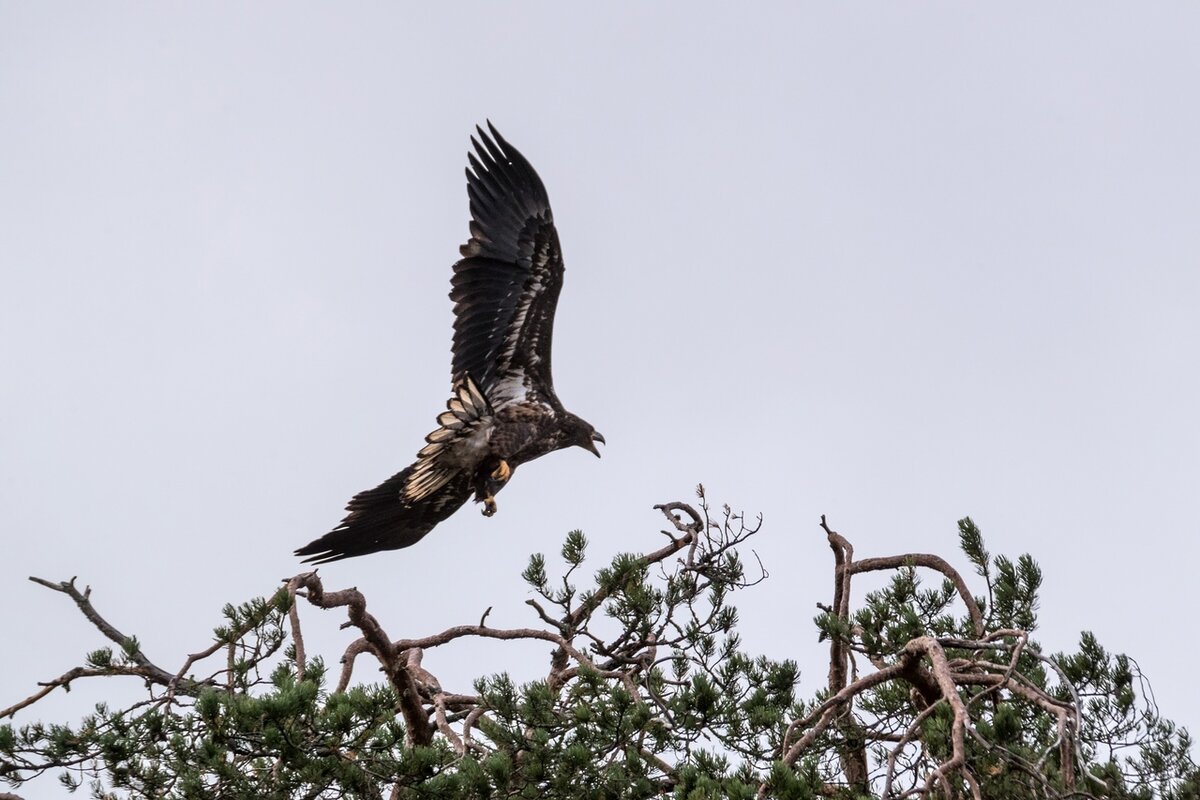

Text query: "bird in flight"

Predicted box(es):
[296, 124, 604, 564]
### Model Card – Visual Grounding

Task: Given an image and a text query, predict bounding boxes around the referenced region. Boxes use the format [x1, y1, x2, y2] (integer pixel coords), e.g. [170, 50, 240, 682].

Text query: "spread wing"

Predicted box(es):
[295, 378, 492, 564]
[450, 123, 565, 410]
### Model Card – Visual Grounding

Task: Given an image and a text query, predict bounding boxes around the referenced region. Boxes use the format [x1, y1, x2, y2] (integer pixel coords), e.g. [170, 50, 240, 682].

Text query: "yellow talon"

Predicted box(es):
[482, 496, 497, 517]
[491, 459, 511, 482]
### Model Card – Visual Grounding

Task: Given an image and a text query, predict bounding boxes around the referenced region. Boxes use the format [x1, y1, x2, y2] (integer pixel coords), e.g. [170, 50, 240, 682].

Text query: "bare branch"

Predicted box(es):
[286, 577, 307, 682]
[779, 658, 913, 768]
[2, 666, 154, 719]
[335, 639, 374, 694]
[290, 572, 432, 746]
[849, 554, 984, 638]
[27, 577, 178, 685]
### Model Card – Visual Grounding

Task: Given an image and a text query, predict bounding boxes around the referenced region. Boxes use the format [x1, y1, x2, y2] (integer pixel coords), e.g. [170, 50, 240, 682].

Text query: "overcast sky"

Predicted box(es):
[3, 4, 1198, 796]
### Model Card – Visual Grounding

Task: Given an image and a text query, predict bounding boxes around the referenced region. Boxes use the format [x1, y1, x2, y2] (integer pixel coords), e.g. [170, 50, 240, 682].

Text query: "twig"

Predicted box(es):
[2, 666, 151, 719]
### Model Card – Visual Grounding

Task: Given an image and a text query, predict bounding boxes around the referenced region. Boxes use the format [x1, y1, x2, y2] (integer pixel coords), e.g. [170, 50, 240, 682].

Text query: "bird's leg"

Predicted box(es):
[476, 458, 512, 517]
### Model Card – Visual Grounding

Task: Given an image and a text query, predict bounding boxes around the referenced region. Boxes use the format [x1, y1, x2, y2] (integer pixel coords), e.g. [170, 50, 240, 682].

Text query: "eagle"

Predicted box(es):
[295, 124, 604, 564]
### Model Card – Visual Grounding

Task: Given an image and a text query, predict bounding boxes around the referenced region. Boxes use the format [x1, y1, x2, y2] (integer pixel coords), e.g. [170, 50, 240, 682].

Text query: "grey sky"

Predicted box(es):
[2, 4, 1198, 796]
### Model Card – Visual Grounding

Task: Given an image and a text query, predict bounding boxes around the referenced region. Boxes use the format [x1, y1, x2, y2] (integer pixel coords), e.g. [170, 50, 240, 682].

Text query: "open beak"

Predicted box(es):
[585, 431, 605, 457]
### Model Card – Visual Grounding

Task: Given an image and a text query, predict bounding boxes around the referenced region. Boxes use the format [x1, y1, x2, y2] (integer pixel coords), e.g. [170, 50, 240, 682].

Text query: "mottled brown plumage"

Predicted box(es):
[295, 124, 603, 564]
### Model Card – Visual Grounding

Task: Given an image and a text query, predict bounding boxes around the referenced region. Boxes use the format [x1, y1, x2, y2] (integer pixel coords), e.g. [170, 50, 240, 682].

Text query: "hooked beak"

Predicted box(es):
[584, 431, 605, 458]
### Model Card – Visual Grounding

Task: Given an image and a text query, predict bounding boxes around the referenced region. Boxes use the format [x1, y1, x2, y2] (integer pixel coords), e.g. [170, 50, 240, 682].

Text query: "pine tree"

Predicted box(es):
[2, 488, 1195, 798]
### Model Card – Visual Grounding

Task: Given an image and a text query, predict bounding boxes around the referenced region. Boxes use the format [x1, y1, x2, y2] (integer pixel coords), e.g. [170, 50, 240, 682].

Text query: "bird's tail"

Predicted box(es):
[294, 467, 472, 564]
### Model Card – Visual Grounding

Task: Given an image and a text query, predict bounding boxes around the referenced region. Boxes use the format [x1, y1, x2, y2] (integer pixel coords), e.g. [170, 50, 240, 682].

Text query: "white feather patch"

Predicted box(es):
[402, 376, 496, 503]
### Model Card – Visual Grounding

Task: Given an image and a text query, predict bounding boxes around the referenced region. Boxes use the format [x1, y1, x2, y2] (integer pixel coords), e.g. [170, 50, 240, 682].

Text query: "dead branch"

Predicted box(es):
[2, 666, 155, 720]
[771, 517, 1096, 800]
[911, 635, 977, 798]
[26, 577, 178, 686]
[335, 638, 374, 694]
[819, 516, 870, 790]
[287, 579, 307, 682]
[5, 577, 213, 717]
[849, 555, 984, 638]
[289, 572, 432, 746]
[780, 658, 914, 766]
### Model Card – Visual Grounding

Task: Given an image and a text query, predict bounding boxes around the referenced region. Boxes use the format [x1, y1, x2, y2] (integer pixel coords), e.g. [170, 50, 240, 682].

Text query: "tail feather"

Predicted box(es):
[295, 465, 472, 564]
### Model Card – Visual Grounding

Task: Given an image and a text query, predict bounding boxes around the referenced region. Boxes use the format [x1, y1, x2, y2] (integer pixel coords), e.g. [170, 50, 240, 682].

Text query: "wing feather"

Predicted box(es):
[403, 376, 493, 503]
[451, 123, 565, 409]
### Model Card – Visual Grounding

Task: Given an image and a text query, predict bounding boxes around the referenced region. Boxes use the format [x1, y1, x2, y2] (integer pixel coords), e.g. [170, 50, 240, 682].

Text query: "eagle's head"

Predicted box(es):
[562, 413, 605, 458]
